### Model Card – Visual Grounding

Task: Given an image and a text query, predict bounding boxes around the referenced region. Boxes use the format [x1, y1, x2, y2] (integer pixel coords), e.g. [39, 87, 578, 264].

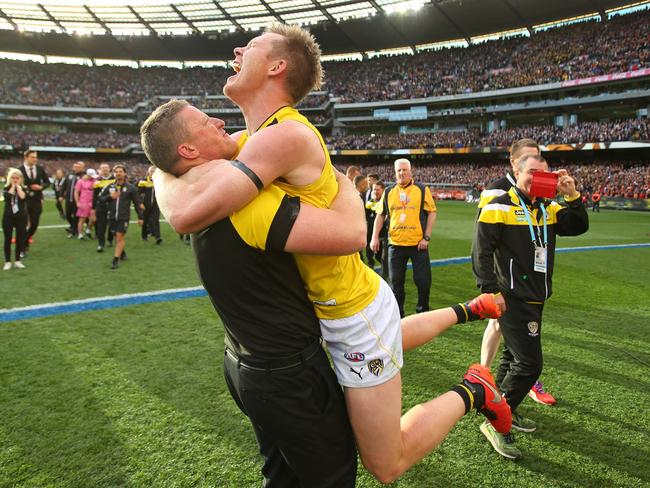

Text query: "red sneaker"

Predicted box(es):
[528, 380, 556, 405]
[27, 237, 34, 244]
[464, 293, 502, 321]
[463, 364, 512, 433]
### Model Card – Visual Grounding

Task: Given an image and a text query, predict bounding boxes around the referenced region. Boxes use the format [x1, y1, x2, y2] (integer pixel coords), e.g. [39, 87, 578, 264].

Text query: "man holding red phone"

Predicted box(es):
[476, 139, 559, 407]
[472, 154, 588, 459]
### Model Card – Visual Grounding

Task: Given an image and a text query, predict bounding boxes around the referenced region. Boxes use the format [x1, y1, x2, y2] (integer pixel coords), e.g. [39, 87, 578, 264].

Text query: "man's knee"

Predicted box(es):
[511, 357, 543, 380]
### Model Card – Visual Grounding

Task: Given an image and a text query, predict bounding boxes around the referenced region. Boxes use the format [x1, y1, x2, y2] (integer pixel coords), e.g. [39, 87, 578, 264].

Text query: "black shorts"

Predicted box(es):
[110, 220, 129, 234]
[223, 342, 357, 488]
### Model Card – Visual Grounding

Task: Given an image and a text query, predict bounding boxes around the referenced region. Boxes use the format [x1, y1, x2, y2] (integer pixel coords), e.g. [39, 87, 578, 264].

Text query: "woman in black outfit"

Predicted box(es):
[3, 168, 27, 270]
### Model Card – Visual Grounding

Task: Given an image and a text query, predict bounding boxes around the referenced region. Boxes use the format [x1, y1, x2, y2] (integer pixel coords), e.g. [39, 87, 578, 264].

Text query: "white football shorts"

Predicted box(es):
[320, 279, 403, 388]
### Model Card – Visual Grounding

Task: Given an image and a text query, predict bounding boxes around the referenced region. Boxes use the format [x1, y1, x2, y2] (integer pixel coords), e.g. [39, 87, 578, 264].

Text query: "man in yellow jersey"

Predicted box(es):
[152, 24, 511, 484]
[370, 158, 437, 318]
[143, 99, 362, 488]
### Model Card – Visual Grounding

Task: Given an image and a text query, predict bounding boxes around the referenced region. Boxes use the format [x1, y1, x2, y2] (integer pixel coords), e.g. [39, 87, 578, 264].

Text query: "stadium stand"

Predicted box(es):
[0, 11, 648, 108]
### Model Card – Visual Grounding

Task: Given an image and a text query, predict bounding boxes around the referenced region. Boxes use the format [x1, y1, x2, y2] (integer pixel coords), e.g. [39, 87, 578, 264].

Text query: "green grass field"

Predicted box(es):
[1, 200, 649, 488]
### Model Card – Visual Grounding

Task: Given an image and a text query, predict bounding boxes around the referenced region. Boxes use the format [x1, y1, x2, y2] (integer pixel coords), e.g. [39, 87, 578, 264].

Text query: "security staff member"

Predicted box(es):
[472, 154, 588, 459]
[99, 164, 143, 269]
[370, 158, 437, 317]
[19, 150, 50, 250]
[137, 166, 162, 244]
[93, 163, 114, 252]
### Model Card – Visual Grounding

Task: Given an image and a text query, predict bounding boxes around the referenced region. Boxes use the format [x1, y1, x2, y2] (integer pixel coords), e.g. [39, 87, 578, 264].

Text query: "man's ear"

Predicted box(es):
[177, 143, 198, 160]
[268, 59, 287, 77]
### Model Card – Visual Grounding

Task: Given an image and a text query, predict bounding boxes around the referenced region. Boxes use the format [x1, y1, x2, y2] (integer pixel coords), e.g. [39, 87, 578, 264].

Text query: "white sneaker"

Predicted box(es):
[3, 262, 11, 271]
[14, 261, 25, 269]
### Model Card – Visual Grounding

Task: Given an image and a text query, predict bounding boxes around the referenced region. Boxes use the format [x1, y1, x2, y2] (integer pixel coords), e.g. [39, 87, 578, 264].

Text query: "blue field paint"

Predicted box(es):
[2, 243, 648, 323]
[397, 243, 650, 270]
[0, 287, 206, 323]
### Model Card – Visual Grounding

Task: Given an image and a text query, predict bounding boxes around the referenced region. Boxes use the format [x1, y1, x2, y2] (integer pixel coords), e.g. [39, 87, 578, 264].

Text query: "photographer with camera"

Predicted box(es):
[472, 154, 588, 459]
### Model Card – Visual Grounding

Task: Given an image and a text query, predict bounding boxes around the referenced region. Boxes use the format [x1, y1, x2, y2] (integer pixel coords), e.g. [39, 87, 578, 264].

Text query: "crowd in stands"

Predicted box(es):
[326, 118, 649, 150]
[332, 161, 649, 198]
[325, 10, 650, 102]
[0, 10, 648, 108]
[0, 129, 137, 148]
[481, 119, 649, 146]
[3, 156, 643, 199]
[0, 157, 151, 183]
[1, 117, 645, 150]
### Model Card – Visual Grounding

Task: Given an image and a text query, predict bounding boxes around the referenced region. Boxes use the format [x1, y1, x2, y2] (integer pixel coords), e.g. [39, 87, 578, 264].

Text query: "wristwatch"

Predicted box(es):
[423, 235, 430, 242]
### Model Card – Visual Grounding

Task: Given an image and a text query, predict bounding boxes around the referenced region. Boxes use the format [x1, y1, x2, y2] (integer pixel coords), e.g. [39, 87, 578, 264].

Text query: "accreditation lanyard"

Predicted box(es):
[517, 191, 548, 273]
[398, 183, 410, 223]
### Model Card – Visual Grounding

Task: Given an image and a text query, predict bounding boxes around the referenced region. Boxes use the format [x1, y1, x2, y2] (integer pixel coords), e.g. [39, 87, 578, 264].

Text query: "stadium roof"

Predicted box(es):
[0, 0, 644, 61]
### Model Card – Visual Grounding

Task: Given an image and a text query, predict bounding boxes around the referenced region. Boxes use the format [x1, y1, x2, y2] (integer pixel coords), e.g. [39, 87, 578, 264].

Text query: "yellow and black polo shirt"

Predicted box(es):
[378, 179, 436, 247]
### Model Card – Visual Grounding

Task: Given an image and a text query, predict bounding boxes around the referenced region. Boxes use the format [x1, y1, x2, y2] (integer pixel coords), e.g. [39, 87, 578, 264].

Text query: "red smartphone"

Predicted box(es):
[529, 171, 558, 199]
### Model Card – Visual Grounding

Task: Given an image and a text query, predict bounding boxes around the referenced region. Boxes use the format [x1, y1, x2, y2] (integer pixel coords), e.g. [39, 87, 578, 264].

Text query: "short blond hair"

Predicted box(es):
[140, 99, 190, 173]
[266, 23, 323, 104]
[5, 167, 23, 188]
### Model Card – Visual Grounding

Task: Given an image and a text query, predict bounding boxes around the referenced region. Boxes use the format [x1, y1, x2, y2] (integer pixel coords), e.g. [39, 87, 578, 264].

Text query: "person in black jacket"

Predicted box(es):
[365, 180, 389, 280]
[3, 168, 28, 270]
[476, 139, 558, 407]
[62, 161, 85, 237]
[137, 166, 162, 244]
[99, 164, 143, 269]
[52, 168, 66, 220]
[472, 154, 588, 459]
[18, 150, 50, 251]
[93, 163, 115, 252]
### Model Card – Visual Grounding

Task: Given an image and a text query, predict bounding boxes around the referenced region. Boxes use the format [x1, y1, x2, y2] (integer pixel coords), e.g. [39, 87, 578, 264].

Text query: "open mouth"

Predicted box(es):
[231, 60, 241, 73]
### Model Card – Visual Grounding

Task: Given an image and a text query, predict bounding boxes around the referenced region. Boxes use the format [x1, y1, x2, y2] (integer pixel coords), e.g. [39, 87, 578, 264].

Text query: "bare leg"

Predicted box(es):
[401, 308, 458, 351]
[77, 217, 86, 237]
[480, 319, 501, 368]
[114, 232, 125, 259]
[344, 373, 465, 484]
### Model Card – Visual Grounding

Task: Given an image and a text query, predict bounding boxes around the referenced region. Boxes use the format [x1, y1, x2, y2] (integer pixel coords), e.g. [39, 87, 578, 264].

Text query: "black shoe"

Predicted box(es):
[97, 245, 104, 253]
[155, 238, 162, 245]
[120, 251, 127, 261]
[111, 259, 119, 269]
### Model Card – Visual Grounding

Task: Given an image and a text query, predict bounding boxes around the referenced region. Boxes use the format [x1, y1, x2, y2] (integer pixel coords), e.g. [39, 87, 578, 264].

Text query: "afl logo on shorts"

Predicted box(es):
[527, 321, 539, 337]
[344, 352, 365, 362]
[368, 359, 384, 377]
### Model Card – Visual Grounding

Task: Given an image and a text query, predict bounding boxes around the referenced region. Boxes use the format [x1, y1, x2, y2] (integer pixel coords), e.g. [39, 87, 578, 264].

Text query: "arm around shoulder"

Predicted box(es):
[284, 173, 366, 255]
[153, 161, 260, 233]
